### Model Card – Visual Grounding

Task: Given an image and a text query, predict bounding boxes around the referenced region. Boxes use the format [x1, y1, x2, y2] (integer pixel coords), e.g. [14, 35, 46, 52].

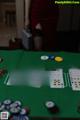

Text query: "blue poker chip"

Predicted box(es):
[24, 116, 29, 120]
[20, 108, 27, 116]
[19, 115, 29, 120]
[10, 115, 29, 120]
[48, 55, 55, 60]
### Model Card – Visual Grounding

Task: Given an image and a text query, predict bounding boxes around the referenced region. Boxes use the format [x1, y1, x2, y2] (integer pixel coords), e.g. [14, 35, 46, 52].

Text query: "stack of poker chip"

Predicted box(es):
[40, 55, 63, 62]
[45, 101, 59, 114]
[0, 99, 30, 120]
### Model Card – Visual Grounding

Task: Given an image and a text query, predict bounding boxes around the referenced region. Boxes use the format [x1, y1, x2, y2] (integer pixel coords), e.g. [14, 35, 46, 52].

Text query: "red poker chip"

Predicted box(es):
[45, 101, 59, 114]
[24, 107, 30, 115]
[9, 115, 13, 120]
[0, 69, 7, 76]
[20, 108, 27, 115]
[0, 70, 4, 76]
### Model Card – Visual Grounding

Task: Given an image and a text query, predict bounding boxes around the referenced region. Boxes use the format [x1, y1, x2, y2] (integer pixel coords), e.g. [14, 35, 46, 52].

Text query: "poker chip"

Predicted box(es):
[0, 69, 7, 77]
[3, 99, 12, 110]
[10, 115, 18, 120]
[0, 111, 11, 120]
[10, 101, 22, 110]
[5, 105, 11, 111]
[41, 55, 49, 61]
[55, 56, 63, 62]
[10, 106, 21, 114]
[0, 70, 4, 76]
[24, 116, 29, 120]
[3, 111, 11, 118]
[0, 104, 5, 111]
[20, 108, 27, 116]
[10, 103, 19, 108]
[14, 101, 22, 107]
[48, 55, 55, 60]
[0, 99, 30, 119]
[10, 115, 29, 120]
[45, 101, 59, 114]
[20, 108, 30, 116]
[7, 111, 11, 118]
[45, 101, 55, 109]
[3, 99, 12, 105]
[25, 108, 30, 115]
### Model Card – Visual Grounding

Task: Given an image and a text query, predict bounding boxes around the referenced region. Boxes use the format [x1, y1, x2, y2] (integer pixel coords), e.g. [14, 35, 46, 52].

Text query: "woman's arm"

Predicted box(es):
[25, 0, 31, 26]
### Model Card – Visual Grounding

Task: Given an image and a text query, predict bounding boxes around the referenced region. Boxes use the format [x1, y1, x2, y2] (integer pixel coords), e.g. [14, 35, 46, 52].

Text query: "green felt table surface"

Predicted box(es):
[0, 50, 80, 119]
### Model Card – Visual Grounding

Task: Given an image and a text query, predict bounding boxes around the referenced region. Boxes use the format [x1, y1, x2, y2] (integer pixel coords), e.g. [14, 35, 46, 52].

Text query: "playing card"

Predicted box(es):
[49, 69, 64, 88]
[69, 68, 80, 91]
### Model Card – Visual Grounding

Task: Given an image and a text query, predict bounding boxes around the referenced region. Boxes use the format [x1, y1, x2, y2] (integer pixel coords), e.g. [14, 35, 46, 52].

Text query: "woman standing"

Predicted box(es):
[25, 0, 59, 51]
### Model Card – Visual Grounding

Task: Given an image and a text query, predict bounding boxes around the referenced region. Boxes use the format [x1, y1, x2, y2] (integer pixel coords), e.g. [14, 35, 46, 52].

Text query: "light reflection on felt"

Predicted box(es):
[5, 69, 48, 88]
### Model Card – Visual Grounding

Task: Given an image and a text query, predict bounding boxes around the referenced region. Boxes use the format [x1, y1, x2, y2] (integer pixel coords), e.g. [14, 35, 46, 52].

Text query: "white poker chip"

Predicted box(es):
[3, 99, 12, 105]
[20, 108, 27, 115]
[45, 101, 55, 108]
[24, 116, 29, 120]
[0, 105, 5, 111]
[10, 103, 18, 108]
[14, 101, 22, 107]
[10, 106, 21, 114]
[41, 56, 49, 61]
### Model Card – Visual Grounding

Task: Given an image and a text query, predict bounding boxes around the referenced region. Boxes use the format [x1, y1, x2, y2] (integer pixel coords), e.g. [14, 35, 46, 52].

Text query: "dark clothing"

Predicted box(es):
[30, 0, 59, 51]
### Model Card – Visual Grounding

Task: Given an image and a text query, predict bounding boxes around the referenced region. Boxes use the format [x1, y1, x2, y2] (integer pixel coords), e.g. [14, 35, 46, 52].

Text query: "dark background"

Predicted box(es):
[0, 0, 15, 2]
[0, 0, 80, 52]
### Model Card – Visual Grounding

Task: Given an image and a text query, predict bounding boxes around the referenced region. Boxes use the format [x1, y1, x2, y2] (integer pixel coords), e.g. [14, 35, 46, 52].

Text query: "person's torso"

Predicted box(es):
[30, 0, 59, 18]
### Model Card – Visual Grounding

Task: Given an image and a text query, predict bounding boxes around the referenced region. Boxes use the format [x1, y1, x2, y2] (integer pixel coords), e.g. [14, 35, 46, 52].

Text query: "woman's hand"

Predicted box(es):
[35, 23, 42, 30]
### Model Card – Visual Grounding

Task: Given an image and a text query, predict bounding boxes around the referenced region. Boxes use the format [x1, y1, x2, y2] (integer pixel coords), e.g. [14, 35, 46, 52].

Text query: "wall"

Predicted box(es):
[0, 0, 15, 2]
[16, 0, 24, 38]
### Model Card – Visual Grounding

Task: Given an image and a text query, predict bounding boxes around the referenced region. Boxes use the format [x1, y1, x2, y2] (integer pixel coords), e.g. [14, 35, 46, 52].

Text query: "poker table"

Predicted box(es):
[0, 50, 80, 120]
